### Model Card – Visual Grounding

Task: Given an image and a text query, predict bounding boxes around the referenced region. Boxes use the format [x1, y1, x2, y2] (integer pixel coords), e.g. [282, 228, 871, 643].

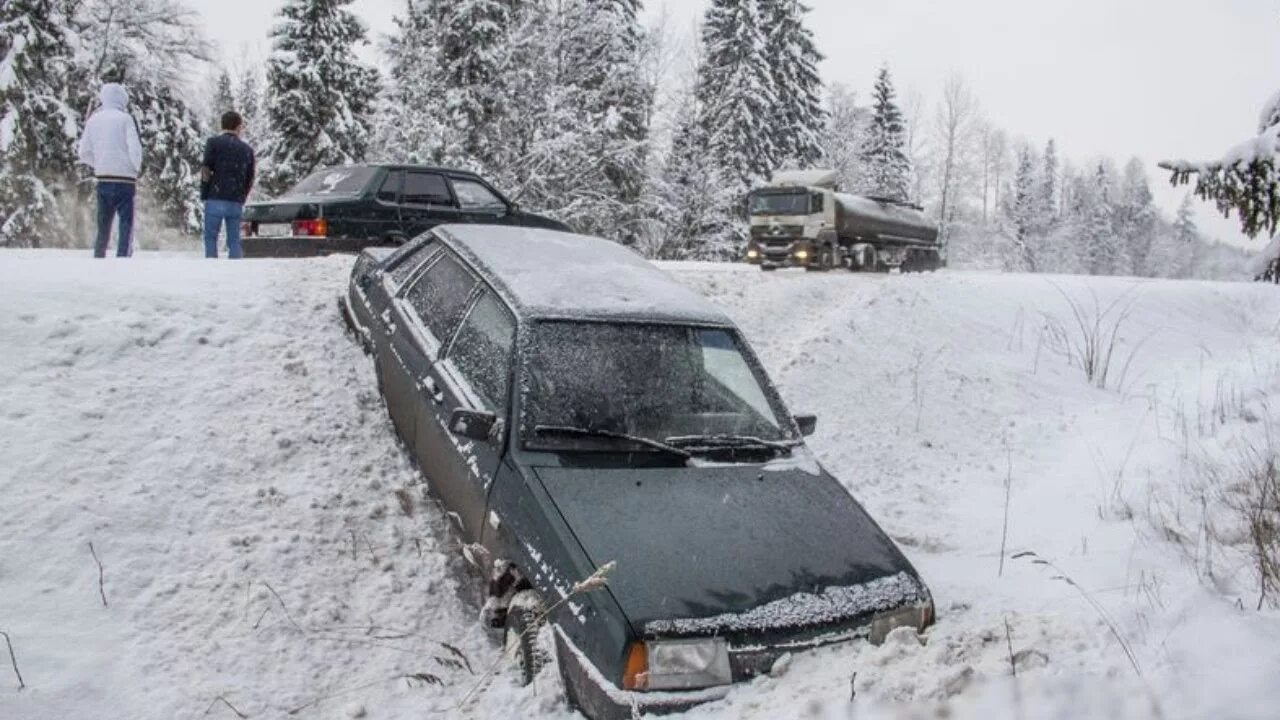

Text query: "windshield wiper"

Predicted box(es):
[532, 425, 691, 460]
[664, 434, 801, 454]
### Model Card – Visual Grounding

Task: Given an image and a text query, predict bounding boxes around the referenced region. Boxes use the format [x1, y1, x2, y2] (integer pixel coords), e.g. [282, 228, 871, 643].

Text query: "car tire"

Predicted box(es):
[505, 591, 548, 686]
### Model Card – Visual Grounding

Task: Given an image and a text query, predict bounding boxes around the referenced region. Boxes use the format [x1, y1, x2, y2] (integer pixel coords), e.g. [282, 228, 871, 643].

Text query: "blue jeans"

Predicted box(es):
[203, 200, 244, 259]
[94, 182, 135, 258]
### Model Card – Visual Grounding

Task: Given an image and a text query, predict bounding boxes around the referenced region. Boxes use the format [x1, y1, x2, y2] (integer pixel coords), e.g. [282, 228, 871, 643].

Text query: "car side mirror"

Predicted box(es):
[450, 407, 499, 442]
[794, 414, 817, 437]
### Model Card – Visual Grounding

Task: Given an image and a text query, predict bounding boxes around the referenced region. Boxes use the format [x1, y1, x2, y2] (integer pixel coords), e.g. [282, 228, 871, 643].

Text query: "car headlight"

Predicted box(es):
[622, 638, 732, 691]
[869, 601, 933, 644]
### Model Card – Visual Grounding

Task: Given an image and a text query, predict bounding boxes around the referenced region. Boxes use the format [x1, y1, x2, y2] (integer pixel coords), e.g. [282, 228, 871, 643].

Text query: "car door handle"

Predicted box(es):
[423, 375, 444, 404]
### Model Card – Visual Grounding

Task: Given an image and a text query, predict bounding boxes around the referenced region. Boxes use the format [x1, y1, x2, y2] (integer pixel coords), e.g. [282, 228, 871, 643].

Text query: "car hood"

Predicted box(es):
[533, 460, 927, 637]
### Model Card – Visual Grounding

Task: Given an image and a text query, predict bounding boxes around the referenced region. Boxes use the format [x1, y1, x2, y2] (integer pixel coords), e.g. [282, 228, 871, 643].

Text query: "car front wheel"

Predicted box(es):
[504, 590, 549, 686]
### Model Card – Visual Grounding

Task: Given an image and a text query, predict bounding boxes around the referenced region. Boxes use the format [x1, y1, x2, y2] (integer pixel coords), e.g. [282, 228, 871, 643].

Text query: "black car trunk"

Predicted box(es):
[241, 196, 326, 225]
[533, 463, 925, 638]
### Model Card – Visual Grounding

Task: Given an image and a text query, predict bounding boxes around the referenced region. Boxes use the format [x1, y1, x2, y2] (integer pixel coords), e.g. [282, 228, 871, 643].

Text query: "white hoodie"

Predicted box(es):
[77, 84, 143, 181]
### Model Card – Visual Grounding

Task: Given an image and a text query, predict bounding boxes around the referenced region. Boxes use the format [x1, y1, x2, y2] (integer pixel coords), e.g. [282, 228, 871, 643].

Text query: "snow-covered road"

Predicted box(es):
[2, 251, 1278, 720]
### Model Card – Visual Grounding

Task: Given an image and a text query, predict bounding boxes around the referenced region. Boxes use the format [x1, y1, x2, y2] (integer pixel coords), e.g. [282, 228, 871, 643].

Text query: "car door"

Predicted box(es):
[399, 251, 486, 538]
[368, 169, 407, 243]
[425, 289, 517, 543]
[374, 237, 443, 444]
[398, 170, 464, 237]
[449, 176, 513, 225]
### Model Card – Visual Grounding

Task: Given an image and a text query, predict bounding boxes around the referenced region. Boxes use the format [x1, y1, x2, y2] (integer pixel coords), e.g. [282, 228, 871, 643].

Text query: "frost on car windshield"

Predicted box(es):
[522, 321, 788, 448]
[284, 167, 378, 196]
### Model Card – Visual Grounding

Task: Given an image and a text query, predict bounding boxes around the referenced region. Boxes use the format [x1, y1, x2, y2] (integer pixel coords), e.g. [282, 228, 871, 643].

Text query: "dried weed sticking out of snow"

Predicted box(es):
[1041, 283, 1149, 391]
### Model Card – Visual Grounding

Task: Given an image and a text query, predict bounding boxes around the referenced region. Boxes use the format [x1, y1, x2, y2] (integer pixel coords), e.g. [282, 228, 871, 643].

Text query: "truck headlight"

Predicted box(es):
[794, 249, 809, 260]
[746, 249, 760, 259]
[622, 638, 732, 691]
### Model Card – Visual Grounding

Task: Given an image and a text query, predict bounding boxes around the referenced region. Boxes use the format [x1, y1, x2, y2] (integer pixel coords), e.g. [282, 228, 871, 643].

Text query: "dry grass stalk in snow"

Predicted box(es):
[1150, 441, 1280, 610]
[1042, 283, 1148, 391]
[88, 541, 107, 608]
[1, 630, 24, 691]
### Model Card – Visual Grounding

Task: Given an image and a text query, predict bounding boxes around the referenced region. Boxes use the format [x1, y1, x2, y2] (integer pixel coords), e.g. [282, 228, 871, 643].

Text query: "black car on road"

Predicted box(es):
[241, 164, 567, 257]
[342, 225, 934, 719]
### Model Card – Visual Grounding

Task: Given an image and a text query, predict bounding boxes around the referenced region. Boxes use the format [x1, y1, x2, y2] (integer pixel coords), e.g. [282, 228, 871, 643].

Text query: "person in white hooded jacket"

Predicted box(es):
[77, 83, 144, 258]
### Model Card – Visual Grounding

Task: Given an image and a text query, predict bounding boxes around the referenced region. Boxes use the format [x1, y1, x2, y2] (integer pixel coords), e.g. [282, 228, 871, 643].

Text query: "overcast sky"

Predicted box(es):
[193, 0, 1278, 247]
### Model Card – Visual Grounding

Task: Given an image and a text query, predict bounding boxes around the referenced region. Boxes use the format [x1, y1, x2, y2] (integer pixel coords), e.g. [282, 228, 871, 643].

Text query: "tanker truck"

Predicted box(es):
[743, 169, 942, 272]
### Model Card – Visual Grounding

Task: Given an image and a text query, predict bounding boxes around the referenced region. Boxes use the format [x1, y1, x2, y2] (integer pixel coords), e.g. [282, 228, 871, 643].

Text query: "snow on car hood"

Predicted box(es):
[533, 463, 924, 637]
[644, 570, 926, 636]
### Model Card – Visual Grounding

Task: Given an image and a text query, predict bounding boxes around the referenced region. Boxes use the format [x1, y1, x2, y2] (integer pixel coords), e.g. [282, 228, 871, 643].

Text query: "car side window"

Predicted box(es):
[402, 172, 453, 207]
[451, 178, 506, 211]
[377, 170, 402, 203]
[405, 252, 477, 343]
[444, 291, 516, 416]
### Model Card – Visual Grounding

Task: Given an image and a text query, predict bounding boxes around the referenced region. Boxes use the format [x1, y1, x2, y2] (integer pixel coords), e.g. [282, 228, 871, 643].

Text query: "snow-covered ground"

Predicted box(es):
[2, 251, 1279, 720]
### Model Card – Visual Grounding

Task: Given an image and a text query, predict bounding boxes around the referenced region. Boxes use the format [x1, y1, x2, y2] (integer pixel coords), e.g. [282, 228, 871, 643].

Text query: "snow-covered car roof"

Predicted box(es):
[437, 225, 734, 326]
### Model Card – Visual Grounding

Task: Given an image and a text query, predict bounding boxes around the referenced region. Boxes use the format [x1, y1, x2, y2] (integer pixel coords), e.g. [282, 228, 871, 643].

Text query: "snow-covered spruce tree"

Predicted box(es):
[1173, 193, 1197, 244]
[1001, 145, 1039, 271]
[1162, 90, 1280, 239]
[1080, 164, 1121, 275]
[759, 0, 825, 169]
[236, 68, 265, 153]
[132, 83, 205, 232]
[499, 0, 655, 242]
[820, 83, 868, 191]
[437, 0, 513, 172]
[212, 69, 235, 126]
[656, 86, 740, 260]
[1037, 138, 1058, 231]
[695, 0, 776, 194]
[1116, 158, 1156, 275]
[262, 0, 378, 195]
[0, 0, 81, 247]
[858, 66, 912, 202]
[375, 0, 453, 166]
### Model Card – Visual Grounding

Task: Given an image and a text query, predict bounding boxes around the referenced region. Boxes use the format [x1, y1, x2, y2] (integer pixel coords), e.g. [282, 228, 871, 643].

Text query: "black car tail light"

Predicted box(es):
[292, 218, 328, 237]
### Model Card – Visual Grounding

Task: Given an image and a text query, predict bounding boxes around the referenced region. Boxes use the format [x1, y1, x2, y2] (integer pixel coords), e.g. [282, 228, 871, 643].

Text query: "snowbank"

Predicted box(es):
[2, 252, 1279, 720]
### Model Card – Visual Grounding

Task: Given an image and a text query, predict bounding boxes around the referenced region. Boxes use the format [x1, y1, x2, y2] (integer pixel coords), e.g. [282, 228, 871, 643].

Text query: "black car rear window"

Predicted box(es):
[284, 166, 377, 196]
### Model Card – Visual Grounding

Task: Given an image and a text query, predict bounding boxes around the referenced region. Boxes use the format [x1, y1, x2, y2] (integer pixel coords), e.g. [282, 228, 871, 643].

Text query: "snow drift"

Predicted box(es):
[2, 252, 1279, 720]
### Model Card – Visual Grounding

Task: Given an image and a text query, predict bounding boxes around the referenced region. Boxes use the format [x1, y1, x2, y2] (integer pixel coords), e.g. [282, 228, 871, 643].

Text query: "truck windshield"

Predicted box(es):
[750, 191, 812, 215]
[521, 321, 791, 451]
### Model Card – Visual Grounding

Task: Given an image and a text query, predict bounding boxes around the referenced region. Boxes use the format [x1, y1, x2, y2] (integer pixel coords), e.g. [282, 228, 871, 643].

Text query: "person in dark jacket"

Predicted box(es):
[201, 111, 256, 259]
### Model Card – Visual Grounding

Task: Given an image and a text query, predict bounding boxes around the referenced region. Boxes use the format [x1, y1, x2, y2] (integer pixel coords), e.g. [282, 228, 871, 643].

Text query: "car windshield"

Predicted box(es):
[749, 191, 812, 216]
[521, 321, 792, 451]
[284, 167, 377, 197]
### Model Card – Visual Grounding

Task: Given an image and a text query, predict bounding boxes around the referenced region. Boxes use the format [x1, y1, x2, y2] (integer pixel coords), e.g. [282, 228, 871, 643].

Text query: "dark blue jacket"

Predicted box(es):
[201, 133, 256, 204]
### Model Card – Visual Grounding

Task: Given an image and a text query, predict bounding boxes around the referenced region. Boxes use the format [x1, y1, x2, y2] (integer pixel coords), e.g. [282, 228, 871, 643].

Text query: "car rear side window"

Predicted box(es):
[405, 253, 477, 343]
[402, 172, 453, 207]
[377, 170, 402, 203]
[444, 292, 516, 416]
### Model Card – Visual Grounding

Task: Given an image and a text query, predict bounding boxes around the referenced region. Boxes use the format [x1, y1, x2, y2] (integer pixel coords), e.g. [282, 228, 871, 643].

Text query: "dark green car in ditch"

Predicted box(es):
[341, 225, 935, 720]
[240, 164, 569, 257]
